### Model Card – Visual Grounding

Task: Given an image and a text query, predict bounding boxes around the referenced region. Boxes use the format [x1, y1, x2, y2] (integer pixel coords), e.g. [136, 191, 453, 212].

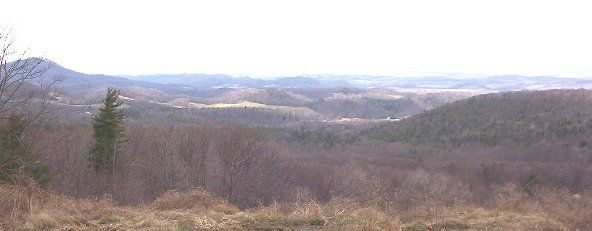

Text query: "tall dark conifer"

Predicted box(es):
[89, 88, 125, 187]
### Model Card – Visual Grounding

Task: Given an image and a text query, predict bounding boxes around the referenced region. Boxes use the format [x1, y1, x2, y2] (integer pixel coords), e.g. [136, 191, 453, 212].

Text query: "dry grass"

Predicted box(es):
[0, 185, 579, 230]
[151, 189, 238, 215]
[242, 198, 400, 230]
[399, 207, 567, 231]
[490, 184, 592, 230]
[450, 208, 566, 230]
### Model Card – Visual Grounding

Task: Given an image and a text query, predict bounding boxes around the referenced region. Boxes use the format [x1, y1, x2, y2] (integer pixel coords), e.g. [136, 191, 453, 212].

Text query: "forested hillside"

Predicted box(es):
[4, 1, 592, 229]
[372, 89, 592, 149]
[1, 58, 591, 230]
[39, 60, 467, 125]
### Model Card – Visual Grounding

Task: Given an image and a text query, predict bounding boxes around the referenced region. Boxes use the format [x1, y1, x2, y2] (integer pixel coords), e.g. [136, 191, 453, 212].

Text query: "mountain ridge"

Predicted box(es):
[19, 58, 592, 93]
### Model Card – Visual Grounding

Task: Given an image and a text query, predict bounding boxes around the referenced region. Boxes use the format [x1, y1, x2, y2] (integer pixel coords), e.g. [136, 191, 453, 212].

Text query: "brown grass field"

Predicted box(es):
[2, 185, 579, 230]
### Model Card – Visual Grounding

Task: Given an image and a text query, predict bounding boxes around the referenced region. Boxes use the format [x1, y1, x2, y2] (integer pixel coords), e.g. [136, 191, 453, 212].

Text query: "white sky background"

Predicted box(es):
[1, 0, 591, 77]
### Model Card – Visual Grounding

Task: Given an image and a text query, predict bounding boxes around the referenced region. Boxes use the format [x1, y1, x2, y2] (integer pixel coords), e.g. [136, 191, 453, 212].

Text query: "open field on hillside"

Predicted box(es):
[188, 101, 312, 112]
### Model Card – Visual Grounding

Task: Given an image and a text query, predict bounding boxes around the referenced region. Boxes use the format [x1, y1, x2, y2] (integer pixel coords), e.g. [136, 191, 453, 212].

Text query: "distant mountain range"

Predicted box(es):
[120, 72, 592, 93]
[23, 58, 592, 93]
[120, 73, 352, 89]
[301, 74, 592, 92]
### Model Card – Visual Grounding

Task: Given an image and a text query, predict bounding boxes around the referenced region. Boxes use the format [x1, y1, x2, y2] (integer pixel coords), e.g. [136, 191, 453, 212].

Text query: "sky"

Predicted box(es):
[1, 0, 591, 77]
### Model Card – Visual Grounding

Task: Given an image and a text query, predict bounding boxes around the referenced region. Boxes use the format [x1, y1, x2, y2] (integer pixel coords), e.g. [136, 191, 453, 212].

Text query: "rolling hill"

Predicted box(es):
[25, 59, 592, 127]
[19, 58, 592, 96]
[370, 89, 592, 149]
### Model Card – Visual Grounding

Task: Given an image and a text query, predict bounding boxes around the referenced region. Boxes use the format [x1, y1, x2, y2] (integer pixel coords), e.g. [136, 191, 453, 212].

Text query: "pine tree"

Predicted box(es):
[0, 115, 51, 187]
[89, 88, 126, 174]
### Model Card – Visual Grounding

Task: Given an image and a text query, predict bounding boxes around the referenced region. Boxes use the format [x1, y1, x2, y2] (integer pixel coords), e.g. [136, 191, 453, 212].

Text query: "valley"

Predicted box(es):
[3, 2, 592, 229]
[2, 59, 592, 230]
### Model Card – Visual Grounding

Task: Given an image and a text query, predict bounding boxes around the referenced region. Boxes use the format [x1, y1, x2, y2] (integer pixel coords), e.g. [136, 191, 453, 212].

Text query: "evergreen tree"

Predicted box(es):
[0, 115, 51, 187]
[89, 88, 126, 174]
[0, 115, 25, 184]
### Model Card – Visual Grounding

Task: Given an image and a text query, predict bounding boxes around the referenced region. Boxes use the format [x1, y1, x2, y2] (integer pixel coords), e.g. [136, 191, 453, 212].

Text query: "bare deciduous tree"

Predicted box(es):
[0, 28, 60, 220]
[177, 124, 213, 188]
[214, 125, 266, 203]
[0, 29, 57, 120]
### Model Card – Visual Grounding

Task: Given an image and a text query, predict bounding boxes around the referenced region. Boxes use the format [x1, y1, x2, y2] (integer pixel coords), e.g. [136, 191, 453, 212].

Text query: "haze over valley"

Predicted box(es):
[40, 60, 592, 126]
[2, 1, 592, 230]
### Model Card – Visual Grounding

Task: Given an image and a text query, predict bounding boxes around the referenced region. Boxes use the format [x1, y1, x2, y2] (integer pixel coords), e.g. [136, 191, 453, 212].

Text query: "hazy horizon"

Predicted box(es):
[2, 2, 592, 230]
[39, 59, 592, 79]
[2, 0, 592, 77]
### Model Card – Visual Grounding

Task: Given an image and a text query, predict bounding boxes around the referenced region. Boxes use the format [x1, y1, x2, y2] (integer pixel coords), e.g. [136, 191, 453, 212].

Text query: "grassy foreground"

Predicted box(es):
[1, 186, 567, 230]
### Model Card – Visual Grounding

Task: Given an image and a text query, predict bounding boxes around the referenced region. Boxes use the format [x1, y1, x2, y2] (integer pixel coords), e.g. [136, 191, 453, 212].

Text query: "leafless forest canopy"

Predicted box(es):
[1, 55, 592, 229]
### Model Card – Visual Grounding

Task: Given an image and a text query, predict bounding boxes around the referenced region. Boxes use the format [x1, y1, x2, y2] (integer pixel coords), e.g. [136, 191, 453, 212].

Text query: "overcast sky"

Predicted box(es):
[1, 0, 591, 77]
